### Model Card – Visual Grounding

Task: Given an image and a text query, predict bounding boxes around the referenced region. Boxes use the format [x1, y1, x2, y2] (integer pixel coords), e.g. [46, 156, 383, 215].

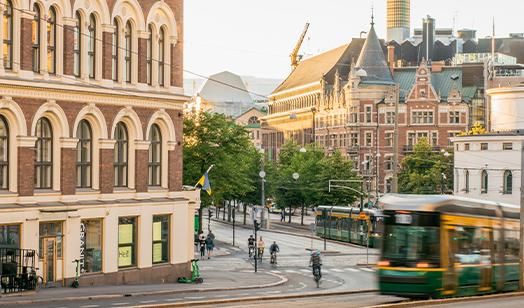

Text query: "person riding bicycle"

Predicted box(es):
[309, 251, 322, 280]
[269, 241, 280, 263]
[257, 236, 265, 259]
[247, 235, 256, 256]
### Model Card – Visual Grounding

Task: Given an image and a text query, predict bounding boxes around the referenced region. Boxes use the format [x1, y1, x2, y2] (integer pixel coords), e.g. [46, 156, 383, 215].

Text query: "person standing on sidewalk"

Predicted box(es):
[205, 234, 214, 259]
[280, 210, 285, 221]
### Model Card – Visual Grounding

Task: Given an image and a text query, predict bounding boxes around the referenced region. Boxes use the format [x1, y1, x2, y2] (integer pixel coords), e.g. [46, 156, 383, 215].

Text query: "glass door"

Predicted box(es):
[43, 237, 56, 284]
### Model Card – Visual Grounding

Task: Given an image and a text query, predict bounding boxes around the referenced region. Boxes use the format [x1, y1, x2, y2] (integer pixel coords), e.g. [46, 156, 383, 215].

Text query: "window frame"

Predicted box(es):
[152, 215, 170, 264]
[3, 0, 13, 70]
[146, 24, 152, 85]
[158, 27, 165, 86]
[0, 115, 8, 190]
[113, 122, 128, 187]
[87, 14, 96, 79]
[76, 120, 92, 188]
[464, 169, 469, 192]
[481, 170, 488, 193]
[73, 12, 81, 77]
[124, 21, 132, 83]
[503, 143, 513, 150]
[47, 7, 57, 75]
[34, 118, 53, 189]
[118, 217, 137, 268]
[32, 4, 41, 73]
[148, 124, 161, 187]
[503, 170, 512, 194]
[112, 19, 119, 81]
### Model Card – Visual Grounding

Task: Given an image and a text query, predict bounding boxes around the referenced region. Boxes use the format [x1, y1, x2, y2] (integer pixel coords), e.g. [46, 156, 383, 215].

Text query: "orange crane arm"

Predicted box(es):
[290, 22, 310, 70]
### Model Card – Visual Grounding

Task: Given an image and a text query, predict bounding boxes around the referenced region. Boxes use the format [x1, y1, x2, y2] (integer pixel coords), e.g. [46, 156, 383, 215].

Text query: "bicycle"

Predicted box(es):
[258, 247, 264, 263]
[29, 268, 43, 293]
[312, 266, 321, 288]
[270, 251, 277, 268]
[248, 245, 255, 258]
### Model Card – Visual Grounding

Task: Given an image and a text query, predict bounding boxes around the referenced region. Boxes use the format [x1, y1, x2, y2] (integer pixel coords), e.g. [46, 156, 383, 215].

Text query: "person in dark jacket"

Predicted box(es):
[205, 234, 214, 259]
[309, 251, 322, 279]
[199, 234, 206, 259]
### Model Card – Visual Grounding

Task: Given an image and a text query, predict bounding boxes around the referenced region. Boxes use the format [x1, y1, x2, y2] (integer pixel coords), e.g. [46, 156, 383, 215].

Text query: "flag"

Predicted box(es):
[198, 172, 211, 195]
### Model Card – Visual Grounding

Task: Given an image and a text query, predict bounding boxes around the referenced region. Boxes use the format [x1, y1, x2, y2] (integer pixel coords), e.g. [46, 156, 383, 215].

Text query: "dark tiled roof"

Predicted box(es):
[356, 25, 394, 86]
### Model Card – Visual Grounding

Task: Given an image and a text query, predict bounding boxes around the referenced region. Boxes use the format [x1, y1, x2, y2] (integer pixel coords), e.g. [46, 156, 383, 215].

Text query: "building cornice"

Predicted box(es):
[268, 82, 319, 99]
[0, 80, 189, 110]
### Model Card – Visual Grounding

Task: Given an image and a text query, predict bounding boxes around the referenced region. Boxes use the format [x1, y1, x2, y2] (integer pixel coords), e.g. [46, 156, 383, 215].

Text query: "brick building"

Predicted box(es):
[0, 0, 198, 288]
[261, 21, 472, 198]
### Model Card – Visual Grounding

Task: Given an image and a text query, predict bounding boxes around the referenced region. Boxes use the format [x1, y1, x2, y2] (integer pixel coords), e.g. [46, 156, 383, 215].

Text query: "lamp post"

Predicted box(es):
[441, 149, 450, 195]
[259, 159, 267, 229]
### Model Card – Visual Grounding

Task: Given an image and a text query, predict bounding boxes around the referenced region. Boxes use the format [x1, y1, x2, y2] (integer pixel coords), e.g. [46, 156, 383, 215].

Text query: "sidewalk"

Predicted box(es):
[0, 269, 286, 306]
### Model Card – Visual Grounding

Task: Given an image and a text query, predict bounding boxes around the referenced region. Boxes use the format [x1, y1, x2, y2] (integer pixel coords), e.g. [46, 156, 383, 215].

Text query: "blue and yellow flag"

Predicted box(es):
[198, 172, 211, 195]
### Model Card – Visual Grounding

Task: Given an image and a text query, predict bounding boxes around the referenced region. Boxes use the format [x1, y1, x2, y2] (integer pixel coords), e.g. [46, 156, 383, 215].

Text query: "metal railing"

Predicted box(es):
[1, 248, 37, 294]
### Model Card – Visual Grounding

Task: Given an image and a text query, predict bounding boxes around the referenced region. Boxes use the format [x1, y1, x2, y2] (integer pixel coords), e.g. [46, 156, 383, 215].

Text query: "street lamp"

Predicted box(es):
[260, 159, 267, 229]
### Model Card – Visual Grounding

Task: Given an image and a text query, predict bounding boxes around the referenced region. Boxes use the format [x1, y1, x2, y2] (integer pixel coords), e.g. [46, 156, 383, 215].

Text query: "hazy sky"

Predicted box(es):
[184, 0, 524, 80]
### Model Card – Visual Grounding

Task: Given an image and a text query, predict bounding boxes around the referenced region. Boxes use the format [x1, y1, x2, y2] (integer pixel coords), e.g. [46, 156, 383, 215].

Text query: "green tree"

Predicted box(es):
[183, 112, 258, 230]
[398, 138, 454, 194]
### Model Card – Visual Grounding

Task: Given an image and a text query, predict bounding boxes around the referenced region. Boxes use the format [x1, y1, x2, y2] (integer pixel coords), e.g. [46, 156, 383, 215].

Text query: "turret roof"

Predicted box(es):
[356, 24, 394, 86]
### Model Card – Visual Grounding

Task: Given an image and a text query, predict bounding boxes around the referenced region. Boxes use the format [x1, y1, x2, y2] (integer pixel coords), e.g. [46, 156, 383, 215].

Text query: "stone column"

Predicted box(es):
[99, 139, 116, 199]
[137, 32, 148, 87]
[101, 24, 115, 84]
[62, 18, 76, 80]
[60, 137, 79, 201]
[17, 136, 37, 203]
[135, 140, 150, 197]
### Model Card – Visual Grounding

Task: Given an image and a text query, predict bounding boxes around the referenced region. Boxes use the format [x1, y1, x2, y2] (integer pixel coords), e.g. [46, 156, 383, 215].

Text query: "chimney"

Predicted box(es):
[387, 45, 395, 77]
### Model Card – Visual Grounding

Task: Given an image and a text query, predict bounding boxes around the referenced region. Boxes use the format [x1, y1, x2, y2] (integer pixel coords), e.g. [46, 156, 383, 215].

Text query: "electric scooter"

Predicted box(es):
[72, 259, 80, 288]
[178, 259, 203, 284]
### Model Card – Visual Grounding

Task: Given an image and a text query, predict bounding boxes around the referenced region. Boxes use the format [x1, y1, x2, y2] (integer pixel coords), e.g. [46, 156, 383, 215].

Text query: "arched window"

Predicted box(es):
[76, 120, 92, 188]
[47, 7, 57, 74]
[88, 14, 96, 79]
[35, 118, 52, 189]
[464, 169, 469, 192]
[146, 24, 152, 85]
[481, 170, 488, 193]
[32, 4, 41, 73]
[0, 116, 8, 189]
[73, 12, 81, 77]
[124, 21, 132, 83]
[112, 18, 119, 81]
[503, 170, 512, 194]
[3, 0, 13, 70]
[114, 122, 128, 187]
[148, 124, 161, 186]
[158, 27, 165, 86]
[248, 116, 260, 125]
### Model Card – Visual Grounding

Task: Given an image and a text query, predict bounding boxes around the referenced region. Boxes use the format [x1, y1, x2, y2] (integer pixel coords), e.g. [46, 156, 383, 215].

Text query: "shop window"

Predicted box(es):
[481, 143, 488, 150]
[81, 220, 103, 274]
[118, 217, 137, 268]
[0, 224, 20, 249]
[153, 215, 170, 264]
[39, 222, 63, 258]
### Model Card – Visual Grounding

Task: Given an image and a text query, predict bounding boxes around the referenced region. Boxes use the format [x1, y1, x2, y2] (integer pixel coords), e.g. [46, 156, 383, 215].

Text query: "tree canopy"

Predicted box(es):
[398, 138, 454, 194]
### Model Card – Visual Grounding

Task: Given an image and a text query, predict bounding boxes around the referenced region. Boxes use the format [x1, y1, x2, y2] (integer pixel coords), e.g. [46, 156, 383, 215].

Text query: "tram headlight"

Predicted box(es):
[416, 262, 429, 268]
[377, 261, 390, 267]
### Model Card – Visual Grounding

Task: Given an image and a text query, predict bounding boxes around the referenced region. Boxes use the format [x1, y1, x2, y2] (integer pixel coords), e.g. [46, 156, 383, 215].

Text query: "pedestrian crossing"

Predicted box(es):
[270, 266, 376, 276]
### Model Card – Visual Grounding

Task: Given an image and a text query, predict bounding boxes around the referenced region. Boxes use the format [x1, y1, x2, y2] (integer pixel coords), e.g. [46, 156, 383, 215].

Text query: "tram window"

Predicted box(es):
[341, 218, 349, 230]
[316, 216, 323, 226]
[382, 225, 439, 260]
[504, 229, 519, 262]
[330, 217, 338, 229]
[453, 227, 488, 264]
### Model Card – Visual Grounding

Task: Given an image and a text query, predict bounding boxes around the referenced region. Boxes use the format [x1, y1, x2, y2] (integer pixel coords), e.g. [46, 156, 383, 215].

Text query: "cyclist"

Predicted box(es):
[269, 241, 280, 264]
[247, 235, 256, 257]
[309, 251, 322, 281]
[257, 236, 265, 260]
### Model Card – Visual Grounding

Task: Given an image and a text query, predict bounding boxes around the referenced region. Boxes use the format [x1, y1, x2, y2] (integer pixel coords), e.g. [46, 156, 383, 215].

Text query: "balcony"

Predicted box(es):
[347, 146, 360, 153]
[403, 145, 440, 154]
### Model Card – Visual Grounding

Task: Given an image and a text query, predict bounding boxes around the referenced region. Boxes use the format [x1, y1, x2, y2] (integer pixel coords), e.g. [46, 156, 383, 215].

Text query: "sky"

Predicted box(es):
[184, 0, 524, 80]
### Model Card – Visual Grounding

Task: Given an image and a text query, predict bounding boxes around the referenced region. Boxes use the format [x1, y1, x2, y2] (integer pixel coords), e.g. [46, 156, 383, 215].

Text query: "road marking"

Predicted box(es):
[322, 269, 330, 273]
[215, 294, 228, 297]
[361, 268, 375, 272]
[270, 270, 282, 273]
[112, 303, 130, 306]
[265, 290, 282, 294]
[166, 299, 182, 302]
[238, 293, 250, 296]
[80, 305, 100, 308]
[346, 268, 359, 272]
[330, 268, 344, 272]
[285, 269, 295, 273]
[184, 296, 204, 299]
[299, 269, 310, 273]
[140, 300, 157, 303]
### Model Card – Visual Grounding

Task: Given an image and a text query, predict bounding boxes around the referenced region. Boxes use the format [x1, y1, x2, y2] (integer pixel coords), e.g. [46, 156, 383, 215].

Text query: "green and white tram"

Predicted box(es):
[315, 206, 382, 247]
[377, 194, 520, 298]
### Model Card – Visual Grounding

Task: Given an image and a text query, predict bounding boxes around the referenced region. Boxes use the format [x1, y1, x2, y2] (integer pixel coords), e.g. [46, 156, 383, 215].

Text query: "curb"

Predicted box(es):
[0, 272, 289, 306]
[133, 289, 378, 307]
[372, 290, 524, 308]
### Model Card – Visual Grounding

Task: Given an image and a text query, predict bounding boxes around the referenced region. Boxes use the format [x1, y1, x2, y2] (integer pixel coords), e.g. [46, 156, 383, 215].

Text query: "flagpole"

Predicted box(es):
[194, 164, 215, 188]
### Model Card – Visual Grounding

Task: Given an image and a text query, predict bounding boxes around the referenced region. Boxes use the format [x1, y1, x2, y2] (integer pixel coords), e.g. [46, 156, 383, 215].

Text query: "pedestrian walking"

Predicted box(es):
[199, 233, 206, 259]
[280, 210, 285, 221]
[205, 234, 214, 259]
[209, 230, 215, 240]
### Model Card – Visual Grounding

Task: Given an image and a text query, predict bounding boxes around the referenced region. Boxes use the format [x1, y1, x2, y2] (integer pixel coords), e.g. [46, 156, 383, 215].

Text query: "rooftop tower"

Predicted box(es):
[387, 0, 410, 43]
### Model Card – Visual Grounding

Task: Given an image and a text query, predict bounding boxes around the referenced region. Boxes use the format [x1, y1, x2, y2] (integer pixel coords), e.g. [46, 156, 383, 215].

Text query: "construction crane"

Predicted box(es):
[290, 22, 310, 71]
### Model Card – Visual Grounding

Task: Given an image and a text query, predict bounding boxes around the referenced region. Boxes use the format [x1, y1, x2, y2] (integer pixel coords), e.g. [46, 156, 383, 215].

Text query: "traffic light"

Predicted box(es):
[254, 220, 260, 231]
[208, 210, 213, 218]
